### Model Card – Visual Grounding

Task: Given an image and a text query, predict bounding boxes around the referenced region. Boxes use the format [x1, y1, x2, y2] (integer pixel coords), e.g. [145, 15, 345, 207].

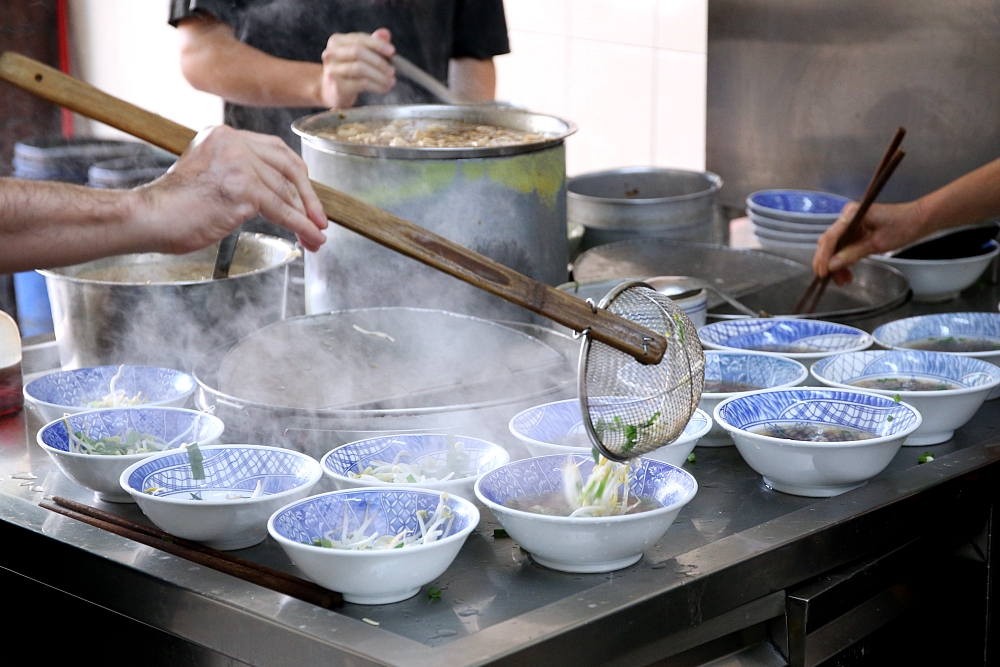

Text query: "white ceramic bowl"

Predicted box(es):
[746, 190, 848, 224]
[699, 351, 809, 444]
[36, 407, 224, 503]
[754, 235, 818, 264]
[268, 488, 479, 604]
[811, 350, 1000, 445]
[749, 210, 835, 233]
[320, 434, 509, 502]
[872, 240, 999, 303]
[508, 398, 711, 465]
[698, 318, 873, 363]
[476, 454, 698, 572]
[750, 219, 826, 243]
[714, 388, 921, 497]
[872, 313, 1000, 366]
[121, 444, 322, 550]
[25, 365, 196, 423]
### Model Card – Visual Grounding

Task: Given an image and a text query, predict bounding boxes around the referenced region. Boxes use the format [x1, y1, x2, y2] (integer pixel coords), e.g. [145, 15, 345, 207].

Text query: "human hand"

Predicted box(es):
[812, 200, 928, 285]
[319, 28, 396, 107]
[135, 125, 328, 254]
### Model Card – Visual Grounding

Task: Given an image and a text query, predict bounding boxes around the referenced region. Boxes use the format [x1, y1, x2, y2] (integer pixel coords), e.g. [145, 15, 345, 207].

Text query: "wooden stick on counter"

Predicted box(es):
[41, 497, 342, 609]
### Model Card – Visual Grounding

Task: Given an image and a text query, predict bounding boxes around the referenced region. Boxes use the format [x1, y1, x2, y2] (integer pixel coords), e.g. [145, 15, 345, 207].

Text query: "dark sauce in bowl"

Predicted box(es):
[748, 422, 876, 443]
[703, 380, 762, 393]
[849, 377, 961, 391]
[900, 337, 1000, 353]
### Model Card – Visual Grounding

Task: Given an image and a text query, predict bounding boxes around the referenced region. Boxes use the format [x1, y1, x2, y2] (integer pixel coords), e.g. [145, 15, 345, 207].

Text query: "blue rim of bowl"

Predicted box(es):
[701, 351, 810, 399]
[698, 319, 873, 359]
[474, 454, 699, 524]
[319, 433, 510, 488]
[712, 387, 923, 447]
[810, 350, 1000, 397]
[119, 444, 321, 505]
[266, 487, 480, 556]
[507, 400, 712, 454]
[36, 407, 224, 461]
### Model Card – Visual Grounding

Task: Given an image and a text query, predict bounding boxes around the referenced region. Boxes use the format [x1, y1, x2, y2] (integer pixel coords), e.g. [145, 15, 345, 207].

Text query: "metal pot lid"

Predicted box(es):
[567, 167, 722, 206]
[292, 105, 577, 160]
[573, 241, 910, 321]
[205, 308, 576, 412]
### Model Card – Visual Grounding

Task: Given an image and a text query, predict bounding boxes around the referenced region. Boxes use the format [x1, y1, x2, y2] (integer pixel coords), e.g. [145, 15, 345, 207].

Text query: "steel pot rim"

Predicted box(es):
[292, 104, 577, 160]
[567, 167, 723, 206]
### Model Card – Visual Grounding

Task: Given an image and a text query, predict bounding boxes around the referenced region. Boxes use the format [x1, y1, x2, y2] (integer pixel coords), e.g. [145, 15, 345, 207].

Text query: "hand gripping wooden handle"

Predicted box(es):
[0, 51, 667, 364]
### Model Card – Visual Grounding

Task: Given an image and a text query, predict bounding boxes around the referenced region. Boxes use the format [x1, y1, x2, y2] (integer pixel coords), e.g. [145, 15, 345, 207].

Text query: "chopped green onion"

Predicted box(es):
[186, 442, 205, 481]
[687, 453, 696, 464]
[428, 586, 442, 599]
[887, 415, 894, 422]
[493, 528, 509, 539]
[918, 452, 935, 464]
[893, 394, 902, 403]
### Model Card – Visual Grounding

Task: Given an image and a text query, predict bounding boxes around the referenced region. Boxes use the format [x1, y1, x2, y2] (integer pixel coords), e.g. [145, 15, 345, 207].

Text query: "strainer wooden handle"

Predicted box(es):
[0, 51, 667, 364]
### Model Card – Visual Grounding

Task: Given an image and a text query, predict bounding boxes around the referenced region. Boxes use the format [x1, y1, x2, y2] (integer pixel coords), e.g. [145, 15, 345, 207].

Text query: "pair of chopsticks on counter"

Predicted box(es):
[40, 496, 342, 608]
[793, 128, 907, 315]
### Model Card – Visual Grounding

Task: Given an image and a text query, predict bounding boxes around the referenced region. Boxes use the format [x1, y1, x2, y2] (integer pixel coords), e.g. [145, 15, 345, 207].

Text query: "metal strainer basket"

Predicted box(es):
[579, 281, 705, 461]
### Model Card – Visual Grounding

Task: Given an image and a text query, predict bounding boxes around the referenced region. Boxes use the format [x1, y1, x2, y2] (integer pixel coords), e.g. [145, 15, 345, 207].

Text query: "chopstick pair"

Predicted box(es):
[40, 495, 342, 609]
[792, 128, 907, 315]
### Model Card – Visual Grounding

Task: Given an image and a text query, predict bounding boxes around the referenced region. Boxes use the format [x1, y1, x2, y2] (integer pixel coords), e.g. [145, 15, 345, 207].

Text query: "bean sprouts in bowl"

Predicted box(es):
[475, 455, 697, 573]
[321, 434, 510, 502]
[268, 488, 480, 604]
[36, 407, 224, 503]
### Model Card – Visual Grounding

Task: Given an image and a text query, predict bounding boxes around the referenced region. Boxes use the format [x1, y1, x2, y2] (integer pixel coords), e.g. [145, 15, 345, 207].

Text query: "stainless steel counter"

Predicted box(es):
[4, 283, 1000, 666]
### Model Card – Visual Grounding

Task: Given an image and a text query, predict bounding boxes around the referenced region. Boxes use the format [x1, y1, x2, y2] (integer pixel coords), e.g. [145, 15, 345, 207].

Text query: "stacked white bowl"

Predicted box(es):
[746, 190, 850, 264]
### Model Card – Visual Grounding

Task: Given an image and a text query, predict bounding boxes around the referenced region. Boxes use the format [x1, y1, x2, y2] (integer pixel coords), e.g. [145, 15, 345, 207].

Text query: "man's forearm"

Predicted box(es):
[918, 157, 1000, 235]
[178, 18, 324, 108]
[449, 58, 495, 102]
[0, 179, 146, 272]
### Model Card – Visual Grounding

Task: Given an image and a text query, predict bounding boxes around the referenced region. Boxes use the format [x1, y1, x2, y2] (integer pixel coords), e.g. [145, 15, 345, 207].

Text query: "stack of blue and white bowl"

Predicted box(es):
[747, 190, 850, 264]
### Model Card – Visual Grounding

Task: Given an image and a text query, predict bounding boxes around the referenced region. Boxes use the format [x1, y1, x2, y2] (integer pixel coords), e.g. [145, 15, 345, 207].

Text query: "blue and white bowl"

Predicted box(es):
[700, 351, 809, 443]
[120, 444, 322, 550]
[872, 313, 1000, 364]
[747, 190, 849, 224]
[714, 388, 921, 497]
[699, 318, 873, 364]
[37, 407, 224, 503]
[508, 398, 711, 465]
[812, 350, 1000, 446]
[24, 365, 196, 423]
[321, 434, 510, 502]
[268, 488, 479, 604]
[475, 455, 697, 572]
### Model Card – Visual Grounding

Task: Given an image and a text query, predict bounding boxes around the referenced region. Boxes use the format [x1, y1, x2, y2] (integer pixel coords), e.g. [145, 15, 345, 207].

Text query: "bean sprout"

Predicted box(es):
[347, 437, 472, 484]
[87, 365, 148, 408]
[561, 455, 636, 517]
[63, 417, 169, 456]
[310, 492, 455, 550]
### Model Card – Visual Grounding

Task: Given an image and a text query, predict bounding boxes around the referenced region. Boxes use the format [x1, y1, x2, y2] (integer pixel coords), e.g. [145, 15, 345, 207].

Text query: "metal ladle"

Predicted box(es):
[0, 52, 704, 460]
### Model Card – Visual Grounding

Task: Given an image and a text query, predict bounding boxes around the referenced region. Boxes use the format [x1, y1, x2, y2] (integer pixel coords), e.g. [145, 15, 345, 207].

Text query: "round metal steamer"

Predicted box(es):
[293, 105, 576, 322]
[194, 308, 578, 460]
[41, 233, 297, 371]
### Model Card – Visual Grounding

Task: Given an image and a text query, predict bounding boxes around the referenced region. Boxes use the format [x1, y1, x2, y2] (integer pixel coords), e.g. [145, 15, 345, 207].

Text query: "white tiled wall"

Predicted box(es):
[496, 0, 708, 176]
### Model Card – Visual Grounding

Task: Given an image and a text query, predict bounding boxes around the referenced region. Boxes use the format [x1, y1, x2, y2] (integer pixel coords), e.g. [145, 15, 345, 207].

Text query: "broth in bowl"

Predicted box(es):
[749, 422, 875, 443]
[703, 379, 763, 393]
[849, 377, 961, 391]
[900, 336, 1000, 353]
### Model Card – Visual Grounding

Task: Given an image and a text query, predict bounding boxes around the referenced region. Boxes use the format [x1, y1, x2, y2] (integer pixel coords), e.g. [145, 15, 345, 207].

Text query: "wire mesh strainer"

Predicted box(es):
[579, 282, 705, 461]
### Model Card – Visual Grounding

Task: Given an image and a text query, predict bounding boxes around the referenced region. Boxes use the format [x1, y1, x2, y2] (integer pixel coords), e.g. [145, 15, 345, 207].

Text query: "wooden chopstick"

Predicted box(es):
[792, 128, 907, 314]
[41, 496, 342, 609]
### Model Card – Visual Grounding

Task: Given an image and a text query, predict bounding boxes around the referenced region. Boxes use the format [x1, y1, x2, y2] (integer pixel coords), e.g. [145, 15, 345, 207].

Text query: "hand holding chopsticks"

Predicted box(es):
[792, 128, 907, 315]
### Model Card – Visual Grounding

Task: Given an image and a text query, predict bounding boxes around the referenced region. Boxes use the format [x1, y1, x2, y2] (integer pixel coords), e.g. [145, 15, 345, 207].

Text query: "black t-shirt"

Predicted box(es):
[169, 0, 510, 150]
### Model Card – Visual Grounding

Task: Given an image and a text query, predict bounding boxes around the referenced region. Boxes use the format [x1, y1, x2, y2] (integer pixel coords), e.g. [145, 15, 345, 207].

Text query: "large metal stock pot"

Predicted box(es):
[293, 105, 576, 321]
[41, 234, 298, 370]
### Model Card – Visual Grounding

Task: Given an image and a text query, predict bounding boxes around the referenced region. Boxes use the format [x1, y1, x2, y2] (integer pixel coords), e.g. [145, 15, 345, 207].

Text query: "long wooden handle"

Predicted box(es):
[0, 51, 667, 364]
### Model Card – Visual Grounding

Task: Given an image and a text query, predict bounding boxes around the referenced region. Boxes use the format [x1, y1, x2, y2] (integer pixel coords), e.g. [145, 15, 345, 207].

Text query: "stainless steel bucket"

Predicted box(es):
[293, 105, 576, 321]
[41, 233, 298, 370]
[568, 167, 722, 250]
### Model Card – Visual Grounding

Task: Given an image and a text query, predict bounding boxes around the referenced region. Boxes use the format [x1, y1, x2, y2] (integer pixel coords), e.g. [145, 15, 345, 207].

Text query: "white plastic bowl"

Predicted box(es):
[121, 444, 322, 550]
[36, 407, 224, 503]
[714, 388, 921, 497]
[872, 241, 999, 303]
[508, 398, 711, 465]
[811, 350, 1000, 445]
[320, 434, 509, 502]
[476, 455, 697, 572]
[699, 351, 809, 444]
[268, 488, 479, 604]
